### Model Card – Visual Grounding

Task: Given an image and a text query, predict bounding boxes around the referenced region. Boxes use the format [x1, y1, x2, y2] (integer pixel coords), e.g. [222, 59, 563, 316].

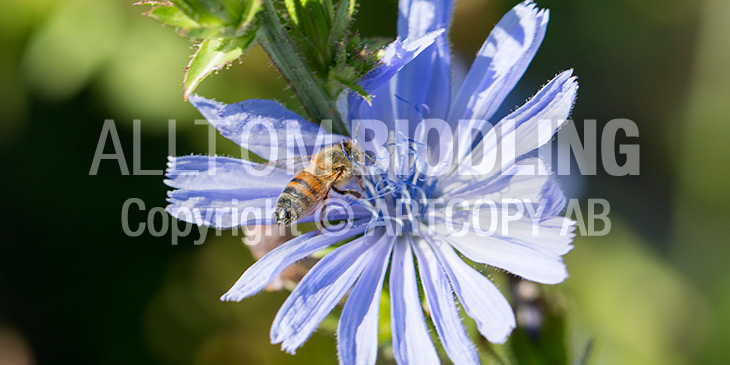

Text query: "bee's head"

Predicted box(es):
[274, 203, 298, 226]
[341, 139, 363, 163]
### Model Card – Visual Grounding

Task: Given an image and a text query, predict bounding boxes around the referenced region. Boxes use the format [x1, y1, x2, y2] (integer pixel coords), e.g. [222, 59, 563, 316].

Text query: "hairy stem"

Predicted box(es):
[257, 0, 348, 136]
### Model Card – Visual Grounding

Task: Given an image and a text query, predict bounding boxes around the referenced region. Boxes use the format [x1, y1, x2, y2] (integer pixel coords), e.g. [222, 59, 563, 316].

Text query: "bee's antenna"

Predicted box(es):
[353, 120, 362, 142]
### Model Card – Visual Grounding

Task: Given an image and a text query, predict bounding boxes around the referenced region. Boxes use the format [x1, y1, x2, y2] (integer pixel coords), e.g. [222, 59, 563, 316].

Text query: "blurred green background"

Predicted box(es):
[1, 0, 729, 363]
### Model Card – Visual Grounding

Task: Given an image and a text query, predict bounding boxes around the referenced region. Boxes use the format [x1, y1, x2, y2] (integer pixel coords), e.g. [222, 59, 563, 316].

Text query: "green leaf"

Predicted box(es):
[183, 33, 256, 99]
[144, 5, 200, 29]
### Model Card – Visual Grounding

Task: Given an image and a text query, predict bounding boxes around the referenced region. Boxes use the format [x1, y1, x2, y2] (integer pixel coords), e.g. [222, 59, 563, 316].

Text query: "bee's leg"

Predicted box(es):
[333, 186, 361, 199]
[356, 174, 365, 192]
[317, 198, 330, 233]
[319, 172, 343, 232]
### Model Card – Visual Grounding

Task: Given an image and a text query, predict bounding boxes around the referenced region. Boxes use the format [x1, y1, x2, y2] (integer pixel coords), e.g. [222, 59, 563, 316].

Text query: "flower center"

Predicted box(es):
[353, 136, 442, 234]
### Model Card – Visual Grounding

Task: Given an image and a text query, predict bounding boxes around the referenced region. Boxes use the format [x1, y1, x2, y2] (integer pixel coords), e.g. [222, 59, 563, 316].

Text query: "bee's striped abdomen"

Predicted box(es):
[288, 171, 324, 200]
[277, 171, 327, 223]
[273, 141, 360, 226]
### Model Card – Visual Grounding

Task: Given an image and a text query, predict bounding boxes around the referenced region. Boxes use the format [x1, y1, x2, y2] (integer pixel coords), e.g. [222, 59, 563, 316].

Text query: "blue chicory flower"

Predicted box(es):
[164, 1, 578, 364]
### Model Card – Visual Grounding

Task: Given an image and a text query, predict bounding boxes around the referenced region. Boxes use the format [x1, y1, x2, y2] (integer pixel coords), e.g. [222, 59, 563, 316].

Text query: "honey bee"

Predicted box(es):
[258, 140, 365, 226]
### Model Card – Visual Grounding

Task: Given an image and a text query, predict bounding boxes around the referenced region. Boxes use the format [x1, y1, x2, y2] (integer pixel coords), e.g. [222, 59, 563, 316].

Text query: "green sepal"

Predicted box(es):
[231, 0, 261, 38]
[258, 0, 348, 135]
[330, 64, 370, 103]
[327, 0, 354, 52]
[144, 4, 200, 30]
[170, 0, 243, 27]
[134, 1, 168, 6]
[286, 0, 335, 65]
[265, 0, 382, 104]
[141, 0, 261, 38]
[183, 32, 256, 100]
[138, 0, 261, 98]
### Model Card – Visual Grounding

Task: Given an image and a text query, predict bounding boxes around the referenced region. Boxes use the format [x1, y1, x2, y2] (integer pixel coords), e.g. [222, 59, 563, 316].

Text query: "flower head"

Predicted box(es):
[165, 1, 578, 363]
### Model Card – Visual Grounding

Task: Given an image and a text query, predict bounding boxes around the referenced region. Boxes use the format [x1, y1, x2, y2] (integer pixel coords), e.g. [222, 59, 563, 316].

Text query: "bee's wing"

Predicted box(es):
[304, 171, 345, 216]
[252, 155, 314, 171]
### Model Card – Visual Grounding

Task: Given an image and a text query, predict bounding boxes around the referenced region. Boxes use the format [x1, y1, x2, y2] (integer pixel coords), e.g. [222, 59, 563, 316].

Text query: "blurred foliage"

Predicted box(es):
[2, 0, 730, 364]
[15, 0, 295, 135]
[672, 1, 730, 363]
[563, 222, 707, 365]
[143, 234, 339, 364]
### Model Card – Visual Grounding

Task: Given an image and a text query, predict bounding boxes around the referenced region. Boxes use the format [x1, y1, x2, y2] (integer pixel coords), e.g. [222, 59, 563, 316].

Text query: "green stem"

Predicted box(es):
[257, 0, 348, 136]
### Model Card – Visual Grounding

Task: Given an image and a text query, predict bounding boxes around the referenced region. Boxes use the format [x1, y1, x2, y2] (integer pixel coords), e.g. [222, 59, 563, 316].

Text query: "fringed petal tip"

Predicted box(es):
[164, 205, 211, 228]
[549, 69, 580, 120]
[449, 0, 551, 124]
[521, 0, 550, 22]
[219, 292, 243, 302]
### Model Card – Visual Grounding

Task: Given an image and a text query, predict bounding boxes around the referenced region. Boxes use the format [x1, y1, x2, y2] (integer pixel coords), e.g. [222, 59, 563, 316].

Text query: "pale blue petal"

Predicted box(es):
[221, 224, 369, 302]
[538, 176, 570, 218]
[349, 30, 444, 126]
[491, 216, 576, 257]
[394, 51, 452, 140]
[412, 238, 479, 365]
[166, 191, 277, 228]
[189, 95, 343, 161]
[390, 237, 439, 365]
[164, 155, 291, 190]
[449, 0, 549, 125]
[429, 236, 516, 343]
[434, 223, 569, 284]
[436, 164, 575, 265]
[446, 158, 567, 215]
[356, 30, 444, 95]
[164, 155, 288, 228]
[337, 233, 394, 365]
[270, 234, 377, 354]
[495, 70, 578, 159]
[348, 79, 395, 128]
[462, 70, 578, 178]
[187, 93, 223, 122]
[393, 0, 454, 133]
[439, 158, 536, 201]
[449, 159, 575, 256]
[397, 0, 453, 40]
[166, 155, 373, 227]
